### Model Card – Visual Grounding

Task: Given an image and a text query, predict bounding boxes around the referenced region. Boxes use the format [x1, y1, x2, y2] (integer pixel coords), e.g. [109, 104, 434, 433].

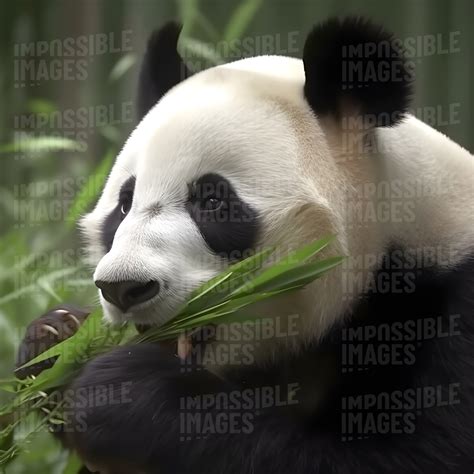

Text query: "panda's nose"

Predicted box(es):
[95, 280, 160, 312]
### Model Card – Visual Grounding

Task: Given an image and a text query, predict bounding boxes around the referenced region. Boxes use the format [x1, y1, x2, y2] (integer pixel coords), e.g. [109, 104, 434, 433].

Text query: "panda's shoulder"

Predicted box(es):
[219, 55, 304, 81]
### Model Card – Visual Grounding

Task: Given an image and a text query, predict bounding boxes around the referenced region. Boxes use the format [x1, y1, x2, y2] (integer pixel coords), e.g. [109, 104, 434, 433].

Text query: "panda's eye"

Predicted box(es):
[188, 177, 225, 213]
[120, 202, 130, 215]
[201, 196, 223, 212]
[119, 195, 132, 217]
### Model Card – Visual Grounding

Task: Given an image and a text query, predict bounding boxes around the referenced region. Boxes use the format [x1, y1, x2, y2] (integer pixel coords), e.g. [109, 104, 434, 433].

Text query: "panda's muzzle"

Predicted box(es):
[95, 280, 160, 312]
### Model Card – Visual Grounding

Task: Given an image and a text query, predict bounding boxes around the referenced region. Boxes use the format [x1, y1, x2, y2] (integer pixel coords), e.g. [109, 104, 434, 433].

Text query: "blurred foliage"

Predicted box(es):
[0, 0, 472, 472]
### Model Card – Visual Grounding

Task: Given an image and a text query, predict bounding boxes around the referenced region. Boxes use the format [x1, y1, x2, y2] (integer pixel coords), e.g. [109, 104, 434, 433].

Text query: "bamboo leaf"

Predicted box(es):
[0, 136, 82, 154]
[66, 149, 115, 227]
[181, 246, 275, 312]
[180, 37, 223, 66]
[223, 0, 263, 42]
[231, 256, 345, 298]
[194, 11, 220, 41]
[27, 99, 56, 114]
[109, 53, 136, 82]
[62, 452, 83, 474]
[178, 0, 199, 37]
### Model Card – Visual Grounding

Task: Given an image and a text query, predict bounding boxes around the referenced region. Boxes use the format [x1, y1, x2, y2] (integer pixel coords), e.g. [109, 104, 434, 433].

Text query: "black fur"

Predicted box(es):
[65, 250, 474, 473]
[303, 17, 414, 126]
[137, 22, 191, 121]
[187, 173, 260, 260]
[60, 17, 470, 474]
[101, 176, 135, 253]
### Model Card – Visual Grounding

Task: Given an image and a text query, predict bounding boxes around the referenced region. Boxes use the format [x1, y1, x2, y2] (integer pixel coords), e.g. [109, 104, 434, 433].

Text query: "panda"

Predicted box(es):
[17, 17, 474, 474]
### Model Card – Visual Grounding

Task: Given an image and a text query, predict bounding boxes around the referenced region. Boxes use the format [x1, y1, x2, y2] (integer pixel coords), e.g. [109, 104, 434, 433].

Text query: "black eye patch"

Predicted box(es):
[101, 176, 136, 253]
[187, 173, 260, 260]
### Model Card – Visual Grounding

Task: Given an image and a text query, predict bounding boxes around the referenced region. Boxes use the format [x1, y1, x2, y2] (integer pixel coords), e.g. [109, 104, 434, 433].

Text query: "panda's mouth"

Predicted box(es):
[100, 290, 178, 328]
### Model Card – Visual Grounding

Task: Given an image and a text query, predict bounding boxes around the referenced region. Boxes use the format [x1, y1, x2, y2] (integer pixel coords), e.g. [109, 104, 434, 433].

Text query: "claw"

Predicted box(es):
[41, 324, 59, 337]
[65, 312, 81, 328]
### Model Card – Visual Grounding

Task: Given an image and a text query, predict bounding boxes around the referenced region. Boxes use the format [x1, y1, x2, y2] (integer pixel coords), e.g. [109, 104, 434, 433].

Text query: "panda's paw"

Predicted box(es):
[15, 304, 90, 379]
[63, 344, 179, 472]
[64, 343, 227, 473]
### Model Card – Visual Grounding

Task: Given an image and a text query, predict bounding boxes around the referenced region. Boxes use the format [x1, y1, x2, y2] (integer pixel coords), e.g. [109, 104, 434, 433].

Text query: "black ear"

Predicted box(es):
[303, 17, 414, 127]
[137, 22, 192, 120]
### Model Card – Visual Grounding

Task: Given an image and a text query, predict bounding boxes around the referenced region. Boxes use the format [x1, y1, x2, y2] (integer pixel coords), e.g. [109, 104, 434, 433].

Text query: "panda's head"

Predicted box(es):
[82, 19, 412, 328]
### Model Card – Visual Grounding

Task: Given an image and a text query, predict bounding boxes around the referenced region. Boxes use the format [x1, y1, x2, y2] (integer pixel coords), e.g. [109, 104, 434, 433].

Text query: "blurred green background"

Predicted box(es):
[0, 0, 472, 472]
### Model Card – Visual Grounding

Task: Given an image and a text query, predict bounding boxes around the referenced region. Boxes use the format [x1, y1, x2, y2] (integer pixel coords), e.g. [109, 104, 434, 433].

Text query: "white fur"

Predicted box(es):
[81, 55, 474, 359]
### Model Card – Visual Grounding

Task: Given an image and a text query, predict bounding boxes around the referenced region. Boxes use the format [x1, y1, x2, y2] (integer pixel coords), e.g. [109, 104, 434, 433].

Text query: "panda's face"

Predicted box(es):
[82, 64, 313, 327]
[82, 18, 415, 332]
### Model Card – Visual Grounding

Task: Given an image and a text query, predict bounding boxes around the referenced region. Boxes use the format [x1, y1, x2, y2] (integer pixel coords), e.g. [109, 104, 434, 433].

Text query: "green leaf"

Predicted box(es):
[223, 0, 263, 41]
[230, 236, 340, 297]
[0, 284, 39, 306]
[181, 246, 275, 313]
[234, 257, 345, 297]
[98, 125, 121, 144]
[109, 53, 136, 82]
[0, 136, 82, 154]
[194, 11, 220, 41]
[66, 149, 115, 227]
[0, 379, 20, 393]
[27, 99, 57, 115]
[283, 234, 336, 265]
[180, 37, 223, 67]
[62, 451, 83, 474]
[177, 0, 199, 37]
